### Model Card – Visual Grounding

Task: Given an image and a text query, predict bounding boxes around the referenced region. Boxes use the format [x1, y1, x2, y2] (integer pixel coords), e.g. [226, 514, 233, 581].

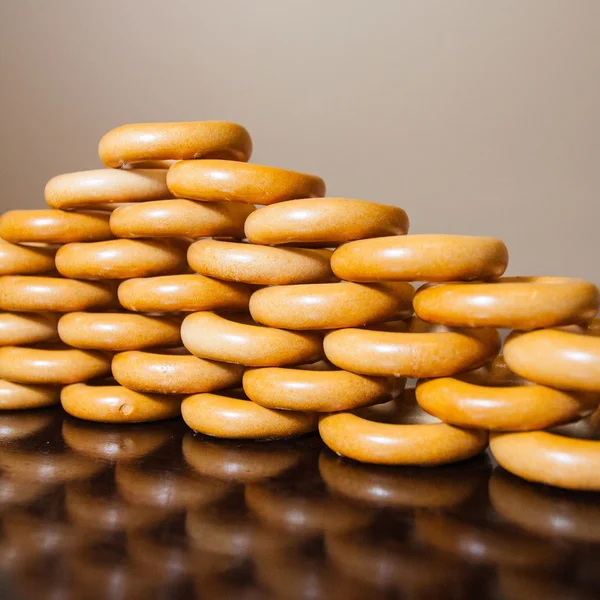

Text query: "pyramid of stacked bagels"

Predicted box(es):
[0, 121, 598, 490]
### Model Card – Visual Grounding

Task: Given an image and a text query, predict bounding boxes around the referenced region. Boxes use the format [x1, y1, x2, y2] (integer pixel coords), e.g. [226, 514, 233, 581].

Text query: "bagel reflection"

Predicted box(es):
[0, 410, 58, 442]
[325, 515, 472, 597]
[66, 470, 171, 533]
[186, 490, 259, 558]
[490, 469, 600, 543]
[0, 424, 105, 483]
[414, 510, 567, 569]
[62, 418, 174, 462]
[115, 450, 232, 512]
[182, 431, 317, 483]
[244, 471, 374, 537]
[319, 450, 490, 509]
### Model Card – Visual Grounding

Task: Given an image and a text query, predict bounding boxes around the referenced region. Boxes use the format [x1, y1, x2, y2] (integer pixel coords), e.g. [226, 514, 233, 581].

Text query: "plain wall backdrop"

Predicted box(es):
[0, 0, 598, 283]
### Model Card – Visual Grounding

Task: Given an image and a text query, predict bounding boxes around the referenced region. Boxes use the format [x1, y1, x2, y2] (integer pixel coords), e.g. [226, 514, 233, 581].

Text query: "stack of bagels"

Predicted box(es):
[0, 121, 598, 491]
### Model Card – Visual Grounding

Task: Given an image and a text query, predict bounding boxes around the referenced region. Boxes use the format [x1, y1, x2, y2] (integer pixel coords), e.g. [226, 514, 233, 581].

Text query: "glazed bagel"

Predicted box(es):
[58, 312, 182, 351]
[112, 349, 244, 395]
[110, 198, 254, 239]
[0, 240, 56, 275]
[414, 277, 599, 329]
[118, 274, 252, 313]
[45, 168, 172, 209]
[0, 380, 61, 410]
[167, 159, 325, 205]
[504, 326, 600, 391]
[245, 198, 409, 245]
[319, 396, 488, 465]
[181, 312, 324, 367]
[243, 366, 396, 412]
[187, 239, 334, 285]
[249, 282, 414, 330]
[182, 392, 318, 440]
[490, 427, 600, 491]
[0, 345, 111, 384]
[61, 383, 182, 423]
[0, 312, 59, 346]
[331, 235, 508, 282]
[0, 276, 118, 312]
[416, 357, 598, 431]
[99, 121, 252, 167]
[0, 210, 113, 243]
[56, 239, 188, 280]
[324, 318, 500, 377]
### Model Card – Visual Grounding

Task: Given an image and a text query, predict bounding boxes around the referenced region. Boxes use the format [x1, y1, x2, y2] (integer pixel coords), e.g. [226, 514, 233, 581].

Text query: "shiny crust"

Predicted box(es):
[45, 168, 172, 209]
[99, 121, 252, 167]
[167, 160, 325, 205]
[61, 383, 182, 423]
[0, 276, 117, 312]
[56, 239, 188, 280]
[187, 239, 334, 285]
[249, 282, 414, 330]
[181, 392, 318, 440]
[331, 235, 508, 282]
[504, 326, 600, 391]
[414, 277, 599, 329]
[245, 198, 408, 245]
[0, 210, 113, 243]
[181, 312, 324, 367]
[118, 274, 252, 313]
[319, 398, 488, 465]
[112, 350, 243, 395]
[110, 198, 254, 239]
[58, 312, 181, 351]
[490, 429, 600, 491]
[0, 346, 111, 384]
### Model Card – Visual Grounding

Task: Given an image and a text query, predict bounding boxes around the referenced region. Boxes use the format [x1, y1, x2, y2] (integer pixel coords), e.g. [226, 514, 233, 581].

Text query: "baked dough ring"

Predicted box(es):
[249, 282, 414, 330]
[0, 210, 113, 243]
[490, 427, 600, 491]
[118, 274, 252, 313]
[243, 366, 397, 412]
[416, 357, 598, 431]
[0, 345, 111, 384]
[0, 380, 61, 410]
[56, 239, 188, 280]
[504, 326, 600, 391]
[0, 312, 59, 346]
[0, 240, 56, 275]
[181, 312, 324, 367]
[331, 235, 508, 282]
[45, 168, 172, 209]
[181, 392, 318, 440]
[99, 121, 252, 167]
[167, 160, 325, 205]
[112, 349, 243, 394]
[188, 239, 333, 285]
[319, 397, 488, 465]
[110, 199, 254, 239]
[414, 277, 599, 329]
[324, 318, 500, 377]
[58, 312, 181, 351]
[61, 383, 181, 423]
[0, 276, 118, 312]
[245, 198, 409, 245]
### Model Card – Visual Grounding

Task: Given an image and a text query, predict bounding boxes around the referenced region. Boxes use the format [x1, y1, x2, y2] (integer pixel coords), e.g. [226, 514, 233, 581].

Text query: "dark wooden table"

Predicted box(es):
[0, 404, 598, 600]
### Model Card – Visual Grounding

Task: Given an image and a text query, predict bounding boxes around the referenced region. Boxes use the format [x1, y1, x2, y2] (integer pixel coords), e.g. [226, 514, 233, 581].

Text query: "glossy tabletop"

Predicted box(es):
[0, 404, 599, 600]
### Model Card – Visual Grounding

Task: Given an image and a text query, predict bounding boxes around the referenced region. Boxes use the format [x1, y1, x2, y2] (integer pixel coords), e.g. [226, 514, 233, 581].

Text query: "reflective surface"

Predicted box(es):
[0, 405, 599, 600]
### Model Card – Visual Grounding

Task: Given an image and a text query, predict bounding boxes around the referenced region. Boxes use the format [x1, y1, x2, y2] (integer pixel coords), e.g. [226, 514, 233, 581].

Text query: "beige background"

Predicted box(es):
[0, 0, 598, 283]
